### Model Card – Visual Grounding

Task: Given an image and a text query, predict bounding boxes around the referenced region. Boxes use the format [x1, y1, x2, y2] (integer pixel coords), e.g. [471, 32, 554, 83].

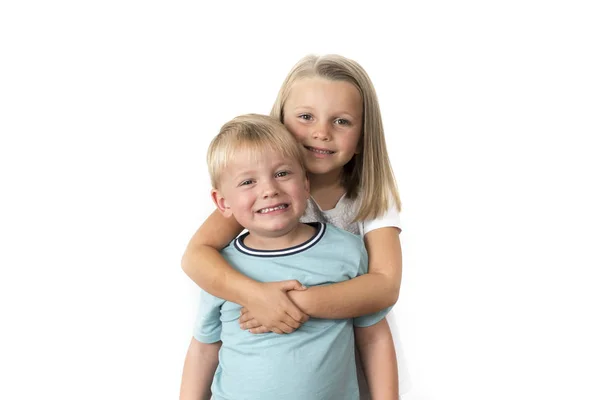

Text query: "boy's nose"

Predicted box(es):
[261, 181, 279, 198]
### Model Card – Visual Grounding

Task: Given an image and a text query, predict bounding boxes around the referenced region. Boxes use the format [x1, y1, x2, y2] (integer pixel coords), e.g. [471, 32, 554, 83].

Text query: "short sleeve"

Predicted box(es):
[360, 202, 402, 237]
[352, 246, 391, 327]
[193, 290, 225, 343]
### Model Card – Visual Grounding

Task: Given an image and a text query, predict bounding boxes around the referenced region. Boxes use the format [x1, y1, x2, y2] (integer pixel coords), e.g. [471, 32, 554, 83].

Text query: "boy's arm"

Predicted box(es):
[182, 210, 308, 333]
[355, 319, 399, 400]
[240, 227, 401, 331]
[179, 338, 221, 400]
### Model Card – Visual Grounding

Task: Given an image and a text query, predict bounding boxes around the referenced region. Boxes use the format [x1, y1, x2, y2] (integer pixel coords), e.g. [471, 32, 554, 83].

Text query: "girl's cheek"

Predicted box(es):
[283, 120, 303, 138]
[289, 129, 304, 141]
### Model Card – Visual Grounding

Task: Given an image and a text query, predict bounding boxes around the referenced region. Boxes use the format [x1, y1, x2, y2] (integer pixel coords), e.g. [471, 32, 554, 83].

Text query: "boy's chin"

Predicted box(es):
[252, 223, 298, 237]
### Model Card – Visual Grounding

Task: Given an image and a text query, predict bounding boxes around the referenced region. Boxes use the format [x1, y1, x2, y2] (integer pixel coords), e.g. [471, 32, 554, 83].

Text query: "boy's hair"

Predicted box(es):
[207, 114, 305, 189]
[271, 54, 401, 221]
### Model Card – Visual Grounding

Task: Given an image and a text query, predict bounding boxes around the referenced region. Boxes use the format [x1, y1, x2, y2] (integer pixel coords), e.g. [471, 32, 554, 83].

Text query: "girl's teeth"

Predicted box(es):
[309, 147, 333, 154]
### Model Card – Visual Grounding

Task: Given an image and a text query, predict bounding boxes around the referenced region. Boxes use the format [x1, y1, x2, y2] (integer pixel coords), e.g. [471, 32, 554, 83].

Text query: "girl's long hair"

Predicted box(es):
[271, 54, 401, 221]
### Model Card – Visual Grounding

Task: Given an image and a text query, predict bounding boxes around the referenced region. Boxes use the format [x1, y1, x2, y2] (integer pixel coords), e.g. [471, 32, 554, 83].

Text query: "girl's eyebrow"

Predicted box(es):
[333, 111, 358, 117]
[290, 105, 314, 111]
[289, 104, 359, 117]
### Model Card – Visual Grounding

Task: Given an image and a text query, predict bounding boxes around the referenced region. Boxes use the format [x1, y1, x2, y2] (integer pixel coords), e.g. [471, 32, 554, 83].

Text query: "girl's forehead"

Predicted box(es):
[285, 77, 363, 112]
[289, 77, 359, 95]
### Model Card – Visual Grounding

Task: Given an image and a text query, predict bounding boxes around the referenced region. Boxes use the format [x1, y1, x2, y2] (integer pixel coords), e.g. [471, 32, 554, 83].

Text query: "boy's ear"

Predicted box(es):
[211, 189, 233, 218]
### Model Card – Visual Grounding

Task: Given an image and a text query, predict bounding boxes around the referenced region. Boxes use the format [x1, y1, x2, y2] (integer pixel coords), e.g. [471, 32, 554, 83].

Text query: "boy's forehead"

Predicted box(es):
[231, 145, 273, 162]
[226, 145, 300, 171]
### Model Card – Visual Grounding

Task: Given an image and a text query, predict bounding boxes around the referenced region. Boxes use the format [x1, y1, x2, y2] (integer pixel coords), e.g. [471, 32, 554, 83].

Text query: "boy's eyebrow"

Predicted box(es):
[273, 161, 299, 170]
[230, 168, 255, 180]
[231, 162, 297, 180]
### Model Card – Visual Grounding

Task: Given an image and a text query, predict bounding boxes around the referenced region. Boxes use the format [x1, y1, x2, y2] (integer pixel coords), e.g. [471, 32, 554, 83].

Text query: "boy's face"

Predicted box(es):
[212, 148, 310, 239]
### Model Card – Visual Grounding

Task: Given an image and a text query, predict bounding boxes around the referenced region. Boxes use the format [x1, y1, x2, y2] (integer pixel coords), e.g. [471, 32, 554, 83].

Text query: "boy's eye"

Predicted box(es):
[275, 171, 290, 178]
[239, 179, 254, 186]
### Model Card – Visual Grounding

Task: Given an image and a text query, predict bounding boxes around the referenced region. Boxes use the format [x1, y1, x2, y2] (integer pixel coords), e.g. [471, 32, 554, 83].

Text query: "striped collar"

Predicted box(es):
[234, 222, 326, 257]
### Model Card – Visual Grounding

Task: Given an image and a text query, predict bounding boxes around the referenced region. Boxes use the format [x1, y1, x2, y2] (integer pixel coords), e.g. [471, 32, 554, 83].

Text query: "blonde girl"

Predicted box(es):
[182, 54, 411, 397]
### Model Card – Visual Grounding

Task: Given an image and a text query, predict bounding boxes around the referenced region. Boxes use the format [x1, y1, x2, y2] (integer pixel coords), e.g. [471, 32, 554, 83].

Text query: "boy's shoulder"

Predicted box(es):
[220, 240, 237, 258]
[322, 223, 364, 248]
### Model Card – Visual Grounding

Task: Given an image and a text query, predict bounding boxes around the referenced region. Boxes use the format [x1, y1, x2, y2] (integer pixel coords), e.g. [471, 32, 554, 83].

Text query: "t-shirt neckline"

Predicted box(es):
[234, 222, 326, 257]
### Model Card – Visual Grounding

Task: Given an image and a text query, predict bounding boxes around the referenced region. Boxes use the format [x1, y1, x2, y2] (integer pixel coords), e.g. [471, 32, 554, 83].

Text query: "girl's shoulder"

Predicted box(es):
[359, 198, 402, 236]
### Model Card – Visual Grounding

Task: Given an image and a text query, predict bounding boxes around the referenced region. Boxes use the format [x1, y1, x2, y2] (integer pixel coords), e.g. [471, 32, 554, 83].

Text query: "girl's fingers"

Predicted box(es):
[278, 322, 295, 334]
[244, 320, 303, 334]
[287, 308, 309, 324]
[239, 312, 252, 324]
[271, 327, 284, 335]
[241, 319, 261, 330]
[284, 314, 303, 329]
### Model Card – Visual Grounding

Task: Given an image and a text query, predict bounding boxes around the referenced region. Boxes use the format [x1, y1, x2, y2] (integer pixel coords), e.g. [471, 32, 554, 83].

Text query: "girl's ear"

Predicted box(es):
[211, 189, 233, 218]
[304, 174, 311, 199]
[355, 131, 364, 155]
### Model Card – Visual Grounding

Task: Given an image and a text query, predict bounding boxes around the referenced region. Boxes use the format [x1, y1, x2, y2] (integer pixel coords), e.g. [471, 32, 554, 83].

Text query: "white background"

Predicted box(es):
[1, 1, 599, 399]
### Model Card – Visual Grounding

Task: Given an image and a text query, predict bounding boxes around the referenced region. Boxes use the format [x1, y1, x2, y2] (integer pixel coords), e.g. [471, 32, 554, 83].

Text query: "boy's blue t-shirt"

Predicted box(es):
[193, 222, 389, 400]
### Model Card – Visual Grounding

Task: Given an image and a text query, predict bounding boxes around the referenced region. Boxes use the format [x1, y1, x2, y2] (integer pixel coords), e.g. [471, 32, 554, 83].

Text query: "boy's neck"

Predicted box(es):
[243, 222, 316, 251]
[308, 170, 346, 211]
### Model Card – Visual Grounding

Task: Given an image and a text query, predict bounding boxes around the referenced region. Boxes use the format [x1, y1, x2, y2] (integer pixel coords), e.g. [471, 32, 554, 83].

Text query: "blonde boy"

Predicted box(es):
[180, 114, 397, 400]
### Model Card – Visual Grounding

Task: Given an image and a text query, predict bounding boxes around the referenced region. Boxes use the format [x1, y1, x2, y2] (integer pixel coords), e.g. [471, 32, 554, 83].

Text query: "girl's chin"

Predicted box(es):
[305, 164, 343, 177]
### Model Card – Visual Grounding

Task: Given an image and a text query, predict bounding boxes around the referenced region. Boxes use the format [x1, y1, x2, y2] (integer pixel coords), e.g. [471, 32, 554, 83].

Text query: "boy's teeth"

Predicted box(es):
[259, 204, 287, 213]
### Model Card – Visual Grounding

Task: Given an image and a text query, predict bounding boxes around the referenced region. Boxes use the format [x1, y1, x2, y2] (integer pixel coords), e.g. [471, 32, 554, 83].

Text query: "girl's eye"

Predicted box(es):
[275, 171, 290, 178]
[299, 114, 312, 121]
[334, 118, 350, 126]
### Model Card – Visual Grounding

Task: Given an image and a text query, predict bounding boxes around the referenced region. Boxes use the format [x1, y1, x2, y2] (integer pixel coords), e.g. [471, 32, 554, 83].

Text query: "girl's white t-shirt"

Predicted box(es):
[300, 193, 412, 397]
[301, 193, 401, 236]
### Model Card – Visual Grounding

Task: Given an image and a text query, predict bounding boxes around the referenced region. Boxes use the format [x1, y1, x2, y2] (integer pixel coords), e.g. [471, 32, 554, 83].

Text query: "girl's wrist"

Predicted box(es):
[287, 289, 313, 315]
[237, 279, 263, 307]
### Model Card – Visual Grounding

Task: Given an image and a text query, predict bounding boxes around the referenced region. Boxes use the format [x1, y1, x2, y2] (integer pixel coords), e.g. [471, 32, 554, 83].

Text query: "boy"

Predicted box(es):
[180, 114, 398, 400]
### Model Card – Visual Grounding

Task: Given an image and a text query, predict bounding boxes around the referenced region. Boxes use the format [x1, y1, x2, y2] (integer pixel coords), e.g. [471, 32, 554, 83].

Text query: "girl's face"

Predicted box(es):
[282, 77, 363, 180]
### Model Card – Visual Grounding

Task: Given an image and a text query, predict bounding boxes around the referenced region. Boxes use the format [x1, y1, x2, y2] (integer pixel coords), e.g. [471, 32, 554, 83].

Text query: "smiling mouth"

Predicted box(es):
[305, 146, 334, 155]
[257, 204, 289, 214]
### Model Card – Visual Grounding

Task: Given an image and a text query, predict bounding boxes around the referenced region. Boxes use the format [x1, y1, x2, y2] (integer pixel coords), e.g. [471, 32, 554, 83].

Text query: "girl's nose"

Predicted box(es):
[312, 123, 331, 141]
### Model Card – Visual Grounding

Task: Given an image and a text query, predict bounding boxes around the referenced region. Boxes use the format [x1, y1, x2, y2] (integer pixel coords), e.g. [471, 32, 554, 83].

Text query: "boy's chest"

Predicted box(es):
[236, 255, 357, 288]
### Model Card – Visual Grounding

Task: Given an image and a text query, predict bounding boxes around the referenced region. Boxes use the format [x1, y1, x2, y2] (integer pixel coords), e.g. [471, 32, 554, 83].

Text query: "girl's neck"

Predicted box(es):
[308, 171, 346, 211]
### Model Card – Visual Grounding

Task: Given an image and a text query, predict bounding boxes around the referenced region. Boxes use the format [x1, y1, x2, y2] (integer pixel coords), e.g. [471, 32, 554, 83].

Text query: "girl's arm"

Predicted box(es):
[182, 210, 309, 333]
[288, 226, 401, 317]
[240, 227, 401, 331]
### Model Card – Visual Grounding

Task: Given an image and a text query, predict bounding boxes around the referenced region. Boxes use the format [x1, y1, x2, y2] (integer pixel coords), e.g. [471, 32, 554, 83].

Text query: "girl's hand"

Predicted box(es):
[239, 281, 309, 334]
[239, 308, 269, 334]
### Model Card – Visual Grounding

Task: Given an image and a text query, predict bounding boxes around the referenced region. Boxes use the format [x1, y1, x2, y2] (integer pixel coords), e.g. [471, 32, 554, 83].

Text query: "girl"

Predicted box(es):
[182, 54, 411, 397]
